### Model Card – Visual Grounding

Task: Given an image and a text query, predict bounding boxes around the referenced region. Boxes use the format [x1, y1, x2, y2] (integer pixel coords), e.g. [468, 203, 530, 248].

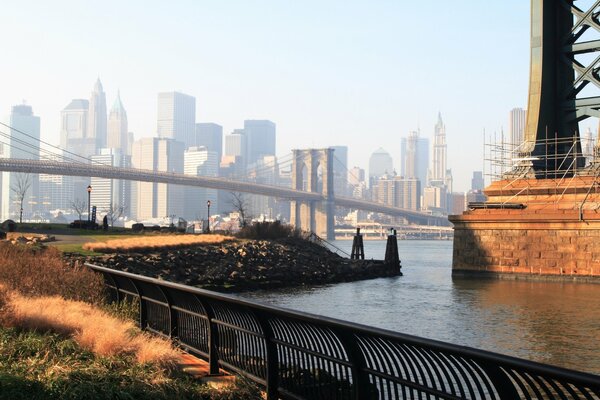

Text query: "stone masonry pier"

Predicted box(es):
[450, 176, 600, 280]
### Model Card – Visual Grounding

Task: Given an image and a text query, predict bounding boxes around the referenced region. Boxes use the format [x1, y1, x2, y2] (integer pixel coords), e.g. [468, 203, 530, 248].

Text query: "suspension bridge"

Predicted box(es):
[0, 121, 447, 239]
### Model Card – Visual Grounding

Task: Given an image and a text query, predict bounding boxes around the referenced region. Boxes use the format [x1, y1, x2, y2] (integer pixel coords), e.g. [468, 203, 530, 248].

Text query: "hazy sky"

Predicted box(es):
[0, 1, 561, 192]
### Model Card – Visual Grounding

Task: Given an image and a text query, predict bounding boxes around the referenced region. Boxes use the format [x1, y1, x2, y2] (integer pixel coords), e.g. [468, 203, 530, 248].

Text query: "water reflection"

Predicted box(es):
[240, 240, 600, 374]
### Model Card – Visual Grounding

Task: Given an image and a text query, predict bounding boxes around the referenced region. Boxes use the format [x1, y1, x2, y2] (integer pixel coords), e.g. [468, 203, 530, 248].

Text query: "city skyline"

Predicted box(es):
[0, 1, 541, 193]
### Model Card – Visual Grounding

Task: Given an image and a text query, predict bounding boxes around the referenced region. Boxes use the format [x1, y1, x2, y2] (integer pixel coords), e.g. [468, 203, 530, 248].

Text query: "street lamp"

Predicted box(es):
[87, 185, 92, 222]
[206, 200, 211, 233]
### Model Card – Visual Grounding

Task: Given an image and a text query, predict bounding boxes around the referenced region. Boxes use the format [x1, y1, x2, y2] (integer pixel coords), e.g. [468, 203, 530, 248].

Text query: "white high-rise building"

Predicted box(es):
[39, 151, 74, 214]
[184, 146, 219, 220]
[1, 104, 40, 221]
[88, 78, 107, 151]
[90, 148, 130, 217]
[368, 148, 394, 187]
[225, 129, 247, 158]
[509, 107, 527, 150]
[157, 92, 196, 148]
[431, 113, 448, 185]
[107, 92, 131, 155]
[401, 130, 429, 190]
[131, 138, 185, 221]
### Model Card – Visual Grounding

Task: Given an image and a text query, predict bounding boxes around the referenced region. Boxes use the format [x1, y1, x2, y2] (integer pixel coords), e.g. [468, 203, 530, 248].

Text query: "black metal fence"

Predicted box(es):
[87, 263, 600, 400]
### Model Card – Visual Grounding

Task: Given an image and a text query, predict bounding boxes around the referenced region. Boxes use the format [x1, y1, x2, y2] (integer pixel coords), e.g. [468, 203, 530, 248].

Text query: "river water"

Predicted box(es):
[240, 240, 600, 374]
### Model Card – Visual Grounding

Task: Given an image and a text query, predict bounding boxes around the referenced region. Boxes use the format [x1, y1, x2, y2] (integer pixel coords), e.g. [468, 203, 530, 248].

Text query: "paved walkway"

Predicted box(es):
[178, 353, 236, 389]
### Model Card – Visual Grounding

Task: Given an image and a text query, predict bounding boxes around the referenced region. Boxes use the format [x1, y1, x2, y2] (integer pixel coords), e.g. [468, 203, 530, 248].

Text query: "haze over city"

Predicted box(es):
[1, 1, 543, 192]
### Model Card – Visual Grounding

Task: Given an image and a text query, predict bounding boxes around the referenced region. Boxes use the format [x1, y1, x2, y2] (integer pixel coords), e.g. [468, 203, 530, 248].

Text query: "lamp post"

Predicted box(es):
[206, 200, 211, 233]
[87, 185, 92, 222]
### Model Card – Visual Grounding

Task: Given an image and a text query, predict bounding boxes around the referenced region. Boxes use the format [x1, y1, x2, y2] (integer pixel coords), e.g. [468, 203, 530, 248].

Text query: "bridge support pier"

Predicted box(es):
[290, 149, 335, 240]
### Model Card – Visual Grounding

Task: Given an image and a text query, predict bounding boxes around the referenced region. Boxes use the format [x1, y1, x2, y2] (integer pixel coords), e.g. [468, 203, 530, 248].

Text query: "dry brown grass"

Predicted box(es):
[0, 242, 104, 303]
[1, 289, 179, 366]
[83, 233, 236, 253]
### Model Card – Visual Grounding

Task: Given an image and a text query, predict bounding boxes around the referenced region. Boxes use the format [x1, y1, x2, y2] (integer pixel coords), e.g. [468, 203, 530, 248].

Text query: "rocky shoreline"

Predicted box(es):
[80, 238, 401, 292]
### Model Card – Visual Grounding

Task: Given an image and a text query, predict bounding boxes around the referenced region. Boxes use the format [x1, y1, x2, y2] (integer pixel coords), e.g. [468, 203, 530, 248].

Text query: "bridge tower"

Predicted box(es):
[519, 0, 600, 176]
[451, 1, 600, 280]
[290, 148, 335, 240]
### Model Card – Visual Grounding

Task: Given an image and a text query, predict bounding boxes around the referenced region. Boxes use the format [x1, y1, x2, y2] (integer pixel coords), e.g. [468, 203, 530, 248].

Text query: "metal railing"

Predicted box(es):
[87, 263, 600, 400]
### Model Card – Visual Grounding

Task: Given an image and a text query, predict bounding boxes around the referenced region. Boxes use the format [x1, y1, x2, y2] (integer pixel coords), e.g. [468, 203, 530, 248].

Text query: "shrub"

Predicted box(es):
[236, 220, 310, 240]
[0, 243, 104, 304]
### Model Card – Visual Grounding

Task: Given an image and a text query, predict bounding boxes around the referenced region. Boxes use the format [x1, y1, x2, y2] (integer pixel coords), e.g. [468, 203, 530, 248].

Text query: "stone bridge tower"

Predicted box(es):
[290, 148, 335, 240]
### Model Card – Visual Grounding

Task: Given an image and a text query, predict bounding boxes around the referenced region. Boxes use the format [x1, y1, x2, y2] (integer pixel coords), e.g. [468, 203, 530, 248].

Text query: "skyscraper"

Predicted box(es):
[131, 138, 185, 221]
[1, 104, 40, 221]
[368, 148, 393, 187]
[184, 146, 219, 220]
[509, 107, 527, 150]
[107, 92, 131, 155]
[87, 78, 107, 151]
[471, 171, 484, 191]
[225, 129, 247, 158]
[401, 130, 429, 190]
[244, 120, 276, 166]
[431, 113, 447, 185]
[331, 145, 348, 197]
[61, 99, 93, 158]
[157, 92, 196, 148]
[196, 123, 223, 167]
[90, 148, 130, 217]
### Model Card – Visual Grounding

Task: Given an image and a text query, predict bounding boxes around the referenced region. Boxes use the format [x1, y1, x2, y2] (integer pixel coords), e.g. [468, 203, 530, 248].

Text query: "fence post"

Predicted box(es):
[127, 278, 146, 330]
[255, 311, 279, 400]
[157, 286, 178, 338]
[197, 298, 220, 375]
[336, 329, 373, 400]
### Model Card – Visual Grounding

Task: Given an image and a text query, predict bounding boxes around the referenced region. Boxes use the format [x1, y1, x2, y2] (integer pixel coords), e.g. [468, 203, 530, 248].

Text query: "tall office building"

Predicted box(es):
[88, 78, 107, 151]
[183, 146, 219, 221]
[157, 92, 196, 148]
[471, 171, 485, 191]
[373, 175, 420, 211]
[107, 92, 131, 155]
[401, 131, 429, 190]
[90, 148, 130, 216]
[509, 107, 527, 150]
[368, 148, 393, 187]
[131, 138, 185, 221]
[431, 113, 447, 185]
[1, 104, 40, 221]
[331, 145, 348, 197]
[582, 127, 595, 164]
[39, 150, 74, 214]
[244, 120, 276, 166]
[61, 99, 94, 158]
[196, 123, 223, 167]
[225, 129, 247, 173]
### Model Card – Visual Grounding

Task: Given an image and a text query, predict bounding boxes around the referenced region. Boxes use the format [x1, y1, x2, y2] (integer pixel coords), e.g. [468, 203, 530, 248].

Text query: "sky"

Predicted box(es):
[0, 1, 558, 192]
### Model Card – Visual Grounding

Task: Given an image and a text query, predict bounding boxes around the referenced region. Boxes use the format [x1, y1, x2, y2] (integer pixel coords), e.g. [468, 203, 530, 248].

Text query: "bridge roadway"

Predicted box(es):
[0, 158, 447, 225]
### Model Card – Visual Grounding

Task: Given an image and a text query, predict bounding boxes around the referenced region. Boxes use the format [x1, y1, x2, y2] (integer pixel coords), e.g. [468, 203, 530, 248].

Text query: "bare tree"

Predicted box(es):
[229, 192, 251, 227]
[70, 199, 87, 221]
[11, 173, 31, 223]
[103, 203, 126, 227]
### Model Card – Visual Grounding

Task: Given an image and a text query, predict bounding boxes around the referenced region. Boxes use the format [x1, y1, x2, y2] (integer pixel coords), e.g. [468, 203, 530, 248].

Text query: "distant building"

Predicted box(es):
[39, 151, 74, 214]
[331, 145, 348, 197]
[87, 78, 107, 151]
[90, 148, 131, 217]
[183, 146, 219, 220]
[368, 148, 394, 187]
[157, 92, 196, 148]
[244, 120, 276, 166]
[509, 107, 527, 150]
[1, 104, 40, 221]
[431, 113, 447, 185]
[423, 186, 447, 214]
[471, 171, 485, 191]
[448, 192, 467, 215]
[196, 123, 223, 168]
[401, 130, 429, 194]
[582, 127, 595, 165]
[131, 138, 185, 220]
[107, 92, 131, 155]
[373, 175, 420, 211]
[61, 99, 93, 158]
[348, 166, 365, 187]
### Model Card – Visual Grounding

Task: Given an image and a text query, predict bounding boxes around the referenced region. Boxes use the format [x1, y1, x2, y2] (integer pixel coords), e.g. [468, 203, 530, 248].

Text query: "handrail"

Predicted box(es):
[87, 263, 600, 400]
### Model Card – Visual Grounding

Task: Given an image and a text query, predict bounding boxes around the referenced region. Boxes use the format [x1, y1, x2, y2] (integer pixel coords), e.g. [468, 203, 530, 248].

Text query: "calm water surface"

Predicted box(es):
[240, 240, 600, 374]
